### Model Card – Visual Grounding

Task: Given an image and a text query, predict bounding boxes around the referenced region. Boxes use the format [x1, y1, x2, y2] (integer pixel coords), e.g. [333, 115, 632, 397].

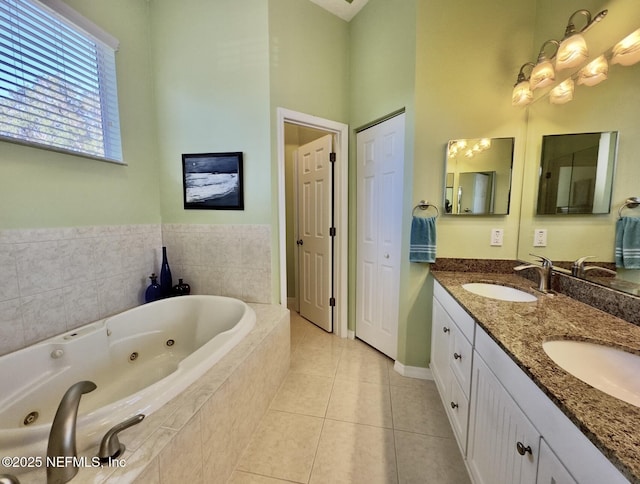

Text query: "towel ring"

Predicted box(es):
[618, 197, 640, 219]
[412, 200, 439, 218]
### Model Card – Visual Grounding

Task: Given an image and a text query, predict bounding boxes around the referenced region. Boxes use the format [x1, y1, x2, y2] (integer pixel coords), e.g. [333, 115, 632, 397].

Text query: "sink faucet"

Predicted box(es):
[514, 254, 553, 293]
[572, 256, 617, 278]
[46, 381, 96, 484]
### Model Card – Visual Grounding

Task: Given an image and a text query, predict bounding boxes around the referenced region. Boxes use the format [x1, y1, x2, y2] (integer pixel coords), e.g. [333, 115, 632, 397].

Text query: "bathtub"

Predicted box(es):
[0, 295, 255, 471]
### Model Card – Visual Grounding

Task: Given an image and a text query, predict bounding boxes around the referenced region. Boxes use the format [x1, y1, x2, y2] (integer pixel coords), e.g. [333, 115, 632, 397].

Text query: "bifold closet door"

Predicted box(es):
[355, 113, 405, 360]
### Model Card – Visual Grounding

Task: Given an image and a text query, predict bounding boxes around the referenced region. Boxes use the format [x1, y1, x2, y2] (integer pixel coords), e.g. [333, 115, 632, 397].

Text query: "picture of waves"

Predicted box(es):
[182, 153, 244, 209]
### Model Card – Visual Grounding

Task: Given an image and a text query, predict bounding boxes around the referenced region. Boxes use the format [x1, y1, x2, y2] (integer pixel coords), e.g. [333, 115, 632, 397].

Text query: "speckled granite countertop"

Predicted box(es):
[432, 271, 640, 483]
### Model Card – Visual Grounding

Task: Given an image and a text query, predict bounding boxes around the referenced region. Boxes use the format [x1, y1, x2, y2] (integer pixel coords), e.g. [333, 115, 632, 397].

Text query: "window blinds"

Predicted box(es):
[0, 0, 122, 162]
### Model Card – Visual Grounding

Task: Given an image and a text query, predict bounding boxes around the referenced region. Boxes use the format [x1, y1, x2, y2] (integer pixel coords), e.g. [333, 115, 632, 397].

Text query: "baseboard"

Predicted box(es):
[286, 297, 296, 310]
[393, 361, 434, 380]
[347, 329, 355, 340]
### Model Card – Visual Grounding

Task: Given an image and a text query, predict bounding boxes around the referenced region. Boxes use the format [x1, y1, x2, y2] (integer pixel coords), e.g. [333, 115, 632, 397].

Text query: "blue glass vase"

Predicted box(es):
[160, 247, 172, 298]
[145, 273, 162, 303]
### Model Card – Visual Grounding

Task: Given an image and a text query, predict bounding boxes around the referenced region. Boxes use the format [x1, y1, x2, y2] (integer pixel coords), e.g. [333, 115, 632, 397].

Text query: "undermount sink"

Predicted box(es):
[543, 340, 640, 407]
[461, 283, 537, 302]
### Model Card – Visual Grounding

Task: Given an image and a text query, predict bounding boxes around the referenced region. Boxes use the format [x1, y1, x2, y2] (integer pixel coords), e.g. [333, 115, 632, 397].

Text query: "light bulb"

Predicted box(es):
[530, 60, 555, 90]
[577, 55, 608, 86]
[612, 29, 640, 66]
[550, 79, 574, 105]
[556, 34, 588, 70]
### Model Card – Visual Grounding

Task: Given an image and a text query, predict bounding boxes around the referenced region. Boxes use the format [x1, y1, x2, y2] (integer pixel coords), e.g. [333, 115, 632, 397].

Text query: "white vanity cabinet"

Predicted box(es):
[431, 280, 629, 484]
[432, 281, 475, 454]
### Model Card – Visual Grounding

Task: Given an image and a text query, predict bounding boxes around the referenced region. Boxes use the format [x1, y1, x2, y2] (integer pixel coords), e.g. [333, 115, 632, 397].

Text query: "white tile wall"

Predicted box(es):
[161, 224, 272, 304]
[0, 225, 162, 356]
[0, 223, 273, 356]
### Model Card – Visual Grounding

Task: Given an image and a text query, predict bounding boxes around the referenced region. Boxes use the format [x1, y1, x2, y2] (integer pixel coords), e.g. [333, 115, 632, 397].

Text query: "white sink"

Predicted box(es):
[461, 283, 537, 302]
[543, 340, 640, 407]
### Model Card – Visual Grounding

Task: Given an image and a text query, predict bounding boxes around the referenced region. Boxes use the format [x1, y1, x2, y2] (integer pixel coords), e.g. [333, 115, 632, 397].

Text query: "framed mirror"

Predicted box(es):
[444, 137, 514, 215]
[537, 132, 618, 215]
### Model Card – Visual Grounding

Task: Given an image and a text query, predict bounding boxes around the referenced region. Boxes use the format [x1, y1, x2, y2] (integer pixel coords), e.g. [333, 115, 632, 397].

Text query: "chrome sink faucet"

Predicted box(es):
[572, 256, 617, 278]
[514, 254, 553, 293]
[46, 381, 96, 484]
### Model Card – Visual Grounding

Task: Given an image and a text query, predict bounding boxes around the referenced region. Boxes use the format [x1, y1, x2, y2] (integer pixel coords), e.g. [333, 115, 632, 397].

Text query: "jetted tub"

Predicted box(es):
[0, 295, 255, 470]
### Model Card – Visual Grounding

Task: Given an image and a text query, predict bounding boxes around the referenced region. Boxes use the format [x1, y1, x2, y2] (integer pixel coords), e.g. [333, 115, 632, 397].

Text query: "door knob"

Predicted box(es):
[384, 253, 390, 259]
[516, 441, 532, 456]
[296, 239, 303, 246]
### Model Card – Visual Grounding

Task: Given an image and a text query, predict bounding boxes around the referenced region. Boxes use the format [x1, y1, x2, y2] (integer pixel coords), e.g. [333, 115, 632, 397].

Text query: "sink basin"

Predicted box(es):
[543, 340, 640, 407]
[461, 283, 537, 302]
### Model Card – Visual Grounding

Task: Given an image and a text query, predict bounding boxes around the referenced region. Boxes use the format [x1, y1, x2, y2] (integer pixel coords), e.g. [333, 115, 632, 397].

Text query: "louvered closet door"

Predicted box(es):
[355, 113, 405, 360]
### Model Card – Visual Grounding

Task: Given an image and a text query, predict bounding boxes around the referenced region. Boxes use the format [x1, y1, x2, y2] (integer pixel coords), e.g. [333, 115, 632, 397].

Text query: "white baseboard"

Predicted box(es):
[393, 361, 434, 380]
[286, 297, 296, 310]
[347, 329, 355, 340]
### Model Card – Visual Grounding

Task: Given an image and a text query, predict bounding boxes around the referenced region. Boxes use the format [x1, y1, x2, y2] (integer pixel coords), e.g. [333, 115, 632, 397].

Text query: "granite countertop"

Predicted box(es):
[432, 271, 640, 483]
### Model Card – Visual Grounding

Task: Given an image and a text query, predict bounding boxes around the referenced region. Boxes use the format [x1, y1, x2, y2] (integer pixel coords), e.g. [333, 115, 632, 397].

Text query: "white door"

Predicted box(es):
[297, 134, 333, 332]
[355, 113, 404, 359]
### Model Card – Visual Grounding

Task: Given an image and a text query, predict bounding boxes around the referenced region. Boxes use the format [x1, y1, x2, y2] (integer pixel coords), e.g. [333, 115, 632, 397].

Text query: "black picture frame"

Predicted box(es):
[181, 152, 244, 210]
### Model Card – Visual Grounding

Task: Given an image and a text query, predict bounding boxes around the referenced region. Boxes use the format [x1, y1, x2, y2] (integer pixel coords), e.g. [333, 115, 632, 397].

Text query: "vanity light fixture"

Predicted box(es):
[549, 78, 574, 104]
[611, 28, 640, 66]
[577, 55, 608, 86]
[479, 138, 491, 150]
[530, 40, 559, 90]
[556, 9, 608, 71]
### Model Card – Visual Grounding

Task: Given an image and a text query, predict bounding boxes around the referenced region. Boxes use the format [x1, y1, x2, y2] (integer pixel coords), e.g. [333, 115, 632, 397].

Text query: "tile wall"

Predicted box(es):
[0, 225, 162, 356]
[0, 223, 273, 356]
[161, 224, 272, 304]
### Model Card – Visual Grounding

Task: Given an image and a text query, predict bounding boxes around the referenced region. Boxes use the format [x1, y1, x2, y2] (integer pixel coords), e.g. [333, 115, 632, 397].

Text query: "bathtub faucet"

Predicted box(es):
[46, 380, 97, 484]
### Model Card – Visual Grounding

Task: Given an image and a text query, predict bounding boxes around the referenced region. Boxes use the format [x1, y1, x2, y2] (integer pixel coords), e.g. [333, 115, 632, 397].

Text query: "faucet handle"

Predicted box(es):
[98, 414, 145, 462]
[529, 253, 553, 267]
[573, 255, 595, 266]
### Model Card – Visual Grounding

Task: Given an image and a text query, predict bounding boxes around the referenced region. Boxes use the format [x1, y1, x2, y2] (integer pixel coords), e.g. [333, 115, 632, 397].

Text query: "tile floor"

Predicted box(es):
[227, 311, 471, 484]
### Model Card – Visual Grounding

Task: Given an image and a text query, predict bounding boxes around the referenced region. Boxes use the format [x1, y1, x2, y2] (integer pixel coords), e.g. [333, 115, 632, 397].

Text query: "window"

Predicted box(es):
[0, 0, 122, 162]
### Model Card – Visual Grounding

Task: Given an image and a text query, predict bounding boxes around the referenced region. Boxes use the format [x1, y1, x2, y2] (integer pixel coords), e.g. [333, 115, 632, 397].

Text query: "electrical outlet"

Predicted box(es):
[534, 228, 547, 247]
[490, 228, 504, 246]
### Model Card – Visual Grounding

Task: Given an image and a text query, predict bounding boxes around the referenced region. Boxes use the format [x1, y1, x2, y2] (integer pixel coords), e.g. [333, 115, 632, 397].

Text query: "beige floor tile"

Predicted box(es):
[270, 371, 334, 417]
[227, 470, 294, 483]
[336, 349, 391, 385]
[290, 341, 343, 378]
[310, 419, 398, 484]
[326, 378, 393, 428]
[395, 430, 470, 484]
[237, 410, 323, 483]
[390, 383, 454, 438]
[301, 321, 347, 349]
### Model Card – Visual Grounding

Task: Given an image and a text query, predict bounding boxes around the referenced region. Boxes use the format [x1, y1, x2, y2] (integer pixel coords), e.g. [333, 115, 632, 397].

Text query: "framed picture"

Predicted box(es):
[181, 152, 244, 210]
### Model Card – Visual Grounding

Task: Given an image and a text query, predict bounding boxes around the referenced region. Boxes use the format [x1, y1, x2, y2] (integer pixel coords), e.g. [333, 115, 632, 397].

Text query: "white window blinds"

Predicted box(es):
[0, 0, 122, 162]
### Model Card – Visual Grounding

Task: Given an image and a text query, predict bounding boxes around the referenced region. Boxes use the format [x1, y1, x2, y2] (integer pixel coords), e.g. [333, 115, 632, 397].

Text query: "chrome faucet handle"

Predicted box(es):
[572, 256, 595, 277]
[573, 255, 595, 266]
[98, 414, 145, 462]
[529, 253, 553, 267]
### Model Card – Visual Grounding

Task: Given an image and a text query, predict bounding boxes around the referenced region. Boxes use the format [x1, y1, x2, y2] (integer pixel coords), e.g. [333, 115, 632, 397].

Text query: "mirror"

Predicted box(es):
[517, 1, 640, 294]
[537, 132, 618, 215]
[444, 137, 514, 215]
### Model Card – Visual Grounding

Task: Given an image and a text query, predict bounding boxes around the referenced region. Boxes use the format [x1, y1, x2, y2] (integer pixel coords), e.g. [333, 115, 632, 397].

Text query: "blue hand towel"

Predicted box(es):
[615, 217, 640, 269]
[410, 216, 436, 263]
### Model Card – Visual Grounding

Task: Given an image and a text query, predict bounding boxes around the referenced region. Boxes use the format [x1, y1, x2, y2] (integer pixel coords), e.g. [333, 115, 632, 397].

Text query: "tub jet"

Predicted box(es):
[23, 411, 39, 426]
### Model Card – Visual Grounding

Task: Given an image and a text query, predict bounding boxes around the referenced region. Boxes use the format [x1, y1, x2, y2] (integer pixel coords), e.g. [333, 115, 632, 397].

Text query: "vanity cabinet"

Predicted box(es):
[431, 280, 628, 484]
[432, 282, 475, 454]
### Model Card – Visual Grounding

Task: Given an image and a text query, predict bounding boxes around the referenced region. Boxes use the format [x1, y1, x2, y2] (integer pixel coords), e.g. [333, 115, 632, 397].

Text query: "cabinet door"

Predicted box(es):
[431, 298, 452, 391]
[468, 351, 540, 484]
[537, 439, 577, 484]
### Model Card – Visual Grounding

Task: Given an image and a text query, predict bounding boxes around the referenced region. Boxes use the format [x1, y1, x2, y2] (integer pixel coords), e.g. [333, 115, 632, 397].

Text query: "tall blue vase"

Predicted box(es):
[160, 246, 172, 298]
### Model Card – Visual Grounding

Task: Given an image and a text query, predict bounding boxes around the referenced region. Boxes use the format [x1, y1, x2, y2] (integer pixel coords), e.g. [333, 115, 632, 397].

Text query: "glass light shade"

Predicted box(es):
[577, 55, 608, 86]
[550, 79, 574, 105]
[530, 61, 555, 90]
[464, 149, 474, 158]
[512, 81, 533, 106]
[612, 29, 640, 66]
[472, 143, 481, 153]
[456, 140, 467, 150]
[556, 34, 589, 70]
[479, 138, 491, 150]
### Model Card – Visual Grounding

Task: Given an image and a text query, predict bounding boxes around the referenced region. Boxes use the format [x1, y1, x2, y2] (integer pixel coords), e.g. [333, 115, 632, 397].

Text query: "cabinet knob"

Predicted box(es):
[453, 352, 462, 360]
[443, 327, 450, 333]
[450, 401, 459, 409]
[384, 253, 390, 259]
[516, 442, 532, 456]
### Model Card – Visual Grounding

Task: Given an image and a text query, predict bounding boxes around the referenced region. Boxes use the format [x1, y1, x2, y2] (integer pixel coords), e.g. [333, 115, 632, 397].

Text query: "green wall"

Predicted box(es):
[0, 0, 160, 229]
[150, 0, 272, 226]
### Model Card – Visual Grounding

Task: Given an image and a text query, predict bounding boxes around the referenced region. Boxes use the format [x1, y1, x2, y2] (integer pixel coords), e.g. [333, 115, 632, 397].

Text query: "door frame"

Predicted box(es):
[276, 107, 348, 338]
